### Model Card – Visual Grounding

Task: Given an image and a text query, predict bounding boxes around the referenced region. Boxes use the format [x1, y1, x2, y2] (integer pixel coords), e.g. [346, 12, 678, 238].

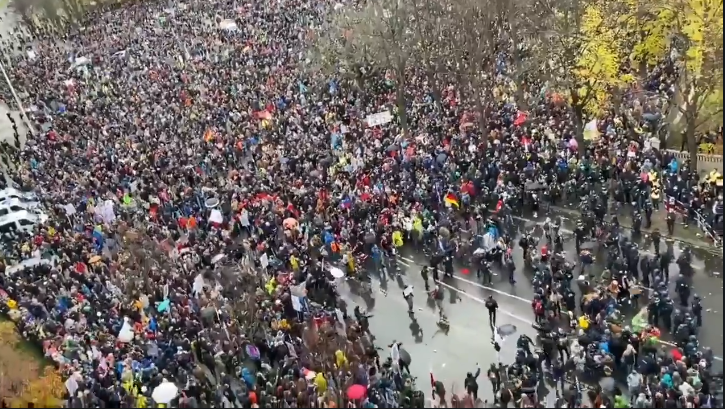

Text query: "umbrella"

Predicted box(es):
[329, 267, 345, 279]
[245, 344, 261, 360]
[524, 181, 546, 191]
[152, 380, 179, 404]
[497, 324, 517, 337]
[205, 197, 220, 208]
[88, 255, 102, 264]
[346, 384, 367, 400]
[399, 348, 411, 366]
[283, 218, 298, 229]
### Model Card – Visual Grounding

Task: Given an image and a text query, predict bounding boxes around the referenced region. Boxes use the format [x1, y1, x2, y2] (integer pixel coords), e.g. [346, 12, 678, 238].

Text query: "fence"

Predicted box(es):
[664, 150, 723, 173]
[666, 196, 722, 247]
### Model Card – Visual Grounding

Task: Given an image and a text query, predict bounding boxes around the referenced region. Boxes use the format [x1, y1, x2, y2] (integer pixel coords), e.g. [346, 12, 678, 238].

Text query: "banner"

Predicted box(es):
[365, 111, 393, 127]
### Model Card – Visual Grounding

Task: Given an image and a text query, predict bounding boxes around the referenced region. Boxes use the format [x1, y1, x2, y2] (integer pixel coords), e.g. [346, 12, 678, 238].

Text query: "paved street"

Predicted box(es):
[332, 211, 723, 404]
[509, 209, 723, 359]
[337, 274, 552, 406]
[338, 211, 723, 391]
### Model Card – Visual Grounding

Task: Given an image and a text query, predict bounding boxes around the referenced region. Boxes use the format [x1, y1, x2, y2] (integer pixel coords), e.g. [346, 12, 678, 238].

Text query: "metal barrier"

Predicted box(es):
[666, 195, 722, 247]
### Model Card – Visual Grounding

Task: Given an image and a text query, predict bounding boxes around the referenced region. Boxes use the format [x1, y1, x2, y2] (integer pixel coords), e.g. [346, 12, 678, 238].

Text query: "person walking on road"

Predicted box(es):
[485, 295, 498, 328]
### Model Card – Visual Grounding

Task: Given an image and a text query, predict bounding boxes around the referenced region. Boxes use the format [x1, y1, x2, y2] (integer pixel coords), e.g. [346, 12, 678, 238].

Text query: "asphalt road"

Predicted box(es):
[337, 272, 552, 406]
[507, 209, 723, 358]
[336, 210, 723, 392]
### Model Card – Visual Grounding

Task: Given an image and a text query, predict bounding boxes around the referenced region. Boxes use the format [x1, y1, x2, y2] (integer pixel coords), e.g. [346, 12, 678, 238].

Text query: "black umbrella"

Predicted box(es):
[497, 324, 517, 337]
[399, 348, 411, 366]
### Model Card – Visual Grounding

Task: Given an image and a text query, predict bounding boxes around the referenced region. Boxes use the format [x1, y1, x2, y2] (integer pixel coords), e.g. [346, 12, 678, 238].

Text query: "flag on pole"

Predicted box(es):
[444, 193, 459, 207]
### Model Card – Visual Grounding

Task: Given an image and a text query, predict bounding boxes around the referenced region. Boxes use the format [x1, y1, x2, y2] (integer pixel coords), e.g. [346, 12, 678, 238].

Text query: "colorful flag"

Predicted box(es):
[203, 129, 214, 142]
[444, 193, 459, 207]
[495, 199, 504, 212]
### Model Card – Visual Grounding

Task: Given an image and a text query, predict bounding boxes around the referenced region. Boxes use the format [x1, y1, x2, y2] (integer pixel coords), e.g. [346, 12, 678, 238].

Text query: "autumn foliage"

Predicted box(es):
[0, 321, 64, 408]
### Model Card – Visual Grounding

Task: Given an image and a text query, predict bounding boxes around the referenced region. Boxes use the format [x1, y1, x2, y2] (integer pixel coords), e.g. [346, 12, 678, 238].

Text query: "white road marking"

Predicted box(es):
[435, 280, 535, 324]
[397, 255, 724, 361]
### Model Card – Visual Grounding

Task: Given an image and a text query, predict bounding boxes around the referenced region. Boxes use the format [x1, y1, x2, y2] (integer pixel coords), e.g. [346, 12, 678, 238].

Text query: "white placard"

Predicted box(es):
[260, 253, 269, 269]
[365, 111, 393, 127]
[117, 317, 134, 342]
[209, 209, 223, 224]
[291, 295, 305, 312]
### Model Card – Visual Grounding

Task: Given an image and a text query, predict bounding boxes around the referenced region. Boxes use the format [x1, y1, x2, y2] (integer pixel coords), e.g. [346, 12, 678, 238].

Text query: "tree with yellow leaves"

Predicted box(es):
[597, 0, 722, 169]
[10, 367, 65, 408]
[0, 321, 64, 408]
[667, 0, 723, 171]
[531, 0, 636, 153]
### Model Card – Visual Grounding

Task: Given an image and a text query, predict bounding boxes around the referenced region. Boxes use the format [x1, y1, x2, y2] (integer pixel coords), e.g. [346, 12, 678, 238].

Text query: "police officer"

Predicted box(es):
[676, 274, 690, 307]
[486, 295, 499, 328]
[666, 209, 676, 235]
[672, 308, 683, 331]
[627, 243, 640, 280]
[644, 202, 653, 228]
[660, 296, 673, 332]
[651, 228, 662, 255]
[632, 209, 642, 235]
[691, 294, 703, 327]
[647, 295, 659, 326]
[479, 261, 492, 285]
[660, 250, 672, 285]
[574, 221, 585, 254]
[421, 266, 430, 291]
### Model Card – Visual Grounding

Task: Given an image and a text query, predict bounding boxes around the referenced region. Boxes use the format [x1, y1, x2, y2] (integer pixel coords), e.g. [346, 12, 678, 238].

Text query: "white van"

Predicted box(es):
[0, 188, 38, 203]
[0, 210, 48, 235]
[0, 198, 41, 217]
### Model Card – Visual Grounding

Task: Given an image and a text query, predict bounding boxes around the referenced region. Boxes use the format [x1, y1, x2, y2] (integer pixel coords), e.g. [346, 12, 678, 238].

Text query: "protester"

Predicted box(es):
[0, 0, 721, 406]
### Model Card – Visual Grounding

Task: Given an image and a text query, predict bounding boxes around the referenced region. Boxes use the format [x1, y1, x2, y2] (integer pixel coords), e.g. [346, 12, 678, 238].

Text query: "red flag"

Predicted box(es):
[495, 200, 503, 212]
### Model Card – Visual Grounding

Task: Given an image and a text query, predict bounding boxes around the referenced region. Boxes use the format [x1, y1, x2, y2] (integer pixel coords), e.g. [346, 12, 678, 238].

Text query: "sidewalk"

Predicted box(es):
[549, 204, 722, 255]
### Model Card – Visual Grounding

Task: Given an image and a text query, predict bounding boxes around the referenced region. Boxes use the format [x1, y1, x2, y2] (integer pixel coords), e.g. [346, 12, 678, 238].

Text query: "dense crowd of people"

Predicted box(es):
[0, 0, 721, 407]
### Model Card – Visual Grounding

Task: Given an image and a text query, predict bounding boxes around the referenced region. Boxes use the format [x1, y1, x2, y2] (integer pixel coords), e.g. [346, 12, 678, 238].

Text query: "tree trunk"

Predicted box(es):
[685, 115, 699, 173]
[476, 97, 489, 153]
[426, 70, 442, 104]
[571, 93, 586, 157]
[395, 68, 408, 134]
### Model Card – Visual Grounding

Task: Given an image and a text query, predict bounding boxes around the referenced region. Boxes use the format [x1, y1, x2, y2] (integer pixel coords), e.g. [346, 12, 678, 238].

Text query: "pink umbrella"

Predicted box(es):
[346, 384, 367, 400]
